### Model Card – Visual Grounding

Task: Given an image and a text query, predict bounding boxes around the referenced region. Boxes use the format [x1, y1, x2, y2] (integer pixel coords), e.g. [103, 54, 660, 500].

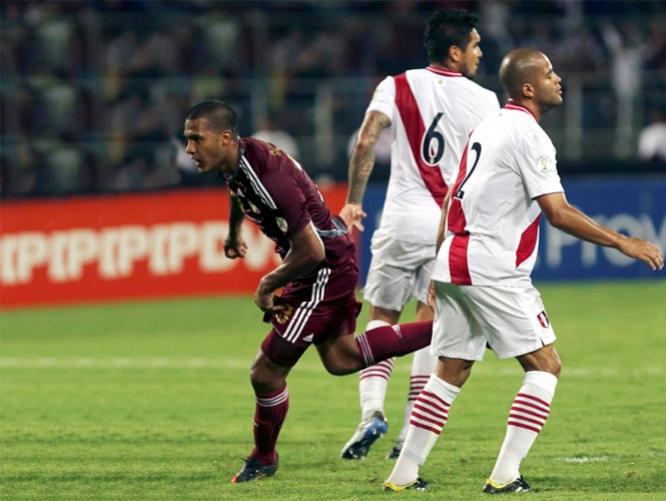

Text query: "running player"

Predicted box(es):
[339, 9, 499, 460]
[383, 48, 663, 493]
[183, 100, 435, 483]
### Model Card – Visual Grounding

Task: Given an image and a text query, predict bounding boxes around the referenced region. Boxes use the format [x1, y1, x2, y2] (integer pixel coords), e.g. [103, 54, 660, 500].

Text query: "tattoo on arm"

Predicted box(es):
[347, 111, 391, 204]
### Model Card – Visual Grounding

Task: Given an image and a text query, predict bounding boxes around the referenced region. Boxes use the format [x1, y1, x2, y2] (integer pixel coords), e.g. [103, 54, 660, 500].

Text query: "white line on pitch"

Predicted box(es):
[0, 357, 662, 377]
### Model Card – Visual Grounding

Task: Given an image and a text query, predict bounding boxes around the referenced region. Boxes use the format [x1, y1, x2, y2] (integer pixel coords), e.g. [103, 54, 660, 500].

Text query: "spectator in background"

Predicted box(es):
[638, 109, 666, 162]
[2, 0, 665, 199]
[252, 111, 300, 159]
[601, 21, 646, 157]
[644, 20, 666, 71]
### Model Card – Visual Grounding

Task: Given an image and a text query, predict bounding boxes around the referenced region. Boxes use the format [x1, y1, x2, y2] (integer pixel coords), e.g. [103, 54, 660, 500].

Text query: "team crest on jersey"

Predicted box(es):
[537, 156, 553, 172]
[276, 217, 288, 233]
[537, 310, 550, 328]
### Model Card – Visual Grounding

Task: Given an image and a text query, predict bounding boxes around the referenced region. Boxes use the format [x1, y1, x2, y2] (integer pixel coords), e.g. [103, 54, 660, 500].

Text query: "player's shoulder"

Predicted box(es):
[501, 107, 541, 131]
[241, 137, 291, 174]
[456, 75, 495, 96]
[500, 111, 555, 155]
[405, 68, 497, 97]
[461, 80, 499, 111]
[241, 137, 267, 158]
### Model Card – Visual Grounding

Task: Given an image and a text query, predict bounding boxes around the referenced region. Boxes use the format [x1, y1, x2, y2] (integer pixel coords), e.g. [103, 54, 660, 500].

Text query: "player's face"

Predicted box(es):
[183, 117, 234, 173]
[534, 55, 563, 109]
[460, 29, 483, 77]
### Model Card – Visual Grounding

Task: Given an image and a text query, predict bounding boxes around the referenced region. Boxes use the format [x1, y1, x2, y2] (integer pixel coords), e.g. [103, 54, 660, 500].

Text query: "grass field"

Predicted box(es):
[1, 281, 665, 500]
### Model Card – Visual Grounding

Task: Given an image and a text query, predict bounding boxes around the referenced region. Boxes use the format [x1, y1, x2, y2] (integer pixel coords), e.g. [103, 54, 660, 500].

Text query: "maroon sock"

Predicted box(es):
[250, 386, 289, 465]
[355, 321, 433, 367]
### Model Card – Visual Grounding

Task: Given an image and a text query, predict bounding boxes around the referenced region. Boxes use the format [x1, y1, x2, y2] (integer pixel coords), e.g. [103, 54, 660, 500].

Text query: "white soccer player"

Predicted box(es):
[384, 48, 664, 493]
[339, 10, 499, 460]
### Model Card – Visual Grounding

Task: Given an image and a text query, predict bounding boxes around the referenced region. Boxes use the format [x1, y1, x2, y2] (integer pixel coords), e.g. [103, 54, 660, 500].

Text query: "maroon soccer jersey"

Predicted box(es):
[224, 138, 357, 281]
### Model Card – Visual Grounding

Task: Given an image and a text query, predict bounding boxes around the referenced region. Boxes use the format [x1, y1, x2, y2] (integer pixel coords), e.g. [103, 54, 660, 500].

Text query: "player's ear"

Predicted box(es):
[219, 129, 233, 145]
[448, 45, 462, 63]
[521, 82, 535, 99]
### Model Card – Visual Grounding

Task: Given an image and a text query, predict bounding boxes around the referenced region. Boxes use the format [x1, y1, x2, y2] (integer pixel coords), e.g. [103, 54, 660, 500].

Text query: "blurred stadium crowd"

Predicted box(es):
[1, 0, 665, 197]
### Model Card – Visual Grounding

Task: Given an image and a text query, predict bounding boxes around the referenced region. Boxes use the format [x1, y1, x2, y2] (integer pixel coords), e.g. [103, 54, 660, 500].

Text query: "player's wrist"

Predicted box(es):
[258, 276, 276, 295]
[614, 232, 630, 251]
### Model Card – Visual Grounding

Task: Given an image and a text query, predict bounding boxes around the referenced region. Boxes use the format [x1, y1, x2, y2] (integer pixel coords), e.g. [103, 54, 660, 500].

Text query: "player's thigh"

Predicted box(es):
[431, 281, 487, 361]
[412, 253, 437, 305]
[364, 232, 433, 311]
[265, 265, 360, 367]
[464, 284, 556, 360]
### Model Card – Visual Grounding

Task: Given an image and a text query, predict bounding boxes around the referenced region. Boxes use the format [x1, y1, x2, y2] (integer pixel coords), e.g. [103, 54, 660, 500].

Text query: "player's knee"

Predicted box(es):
[544, 348, 562, 376]
[250, 362, 283, 393]
[533, 354, 561, 377]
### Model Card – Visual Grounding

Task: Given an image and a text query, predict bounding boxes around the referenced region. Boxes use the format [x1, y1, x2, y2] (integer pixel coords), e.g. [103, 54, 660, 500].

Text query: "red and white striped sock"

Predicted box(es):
[396, 347, 438, 442]
[490, 371, 558, 484]
[386, 373, 460, 486]
[251, 386, 289, 465]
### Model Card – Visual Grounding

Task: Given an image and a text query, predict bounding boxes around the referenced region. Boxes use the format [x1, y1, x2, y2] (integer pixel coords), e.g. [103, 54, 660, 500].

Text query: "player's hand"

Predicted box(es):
[339, 203, 367, 231]
[618, 236, 664, 271]
[254, 288, 275, 312]
[224, 236, 247, 259]
[255, 284, 291, 322]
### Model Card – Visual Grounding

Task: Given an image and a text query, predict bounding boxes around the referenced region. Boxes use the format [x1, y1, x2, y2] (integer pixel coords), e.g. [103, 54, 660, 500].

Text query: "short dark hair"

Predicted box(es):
[186, 100, 239, 136]
[424, 10, 479, 63]
[499, 48, 545, 99]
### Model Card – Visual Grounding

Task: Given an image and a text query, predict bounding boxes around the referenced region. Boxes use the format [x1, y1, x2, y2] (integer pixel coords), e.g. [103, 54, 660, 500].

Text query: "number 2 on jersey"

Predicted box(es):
[454, 142, 482, 199]
[422, 112, 445, 165]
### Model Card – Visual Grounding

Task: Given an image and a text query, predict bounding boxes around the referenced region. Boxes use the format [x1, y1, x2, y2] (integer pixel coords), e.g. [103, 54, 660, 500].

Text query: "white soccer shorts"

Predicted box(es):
[363, 229, 436, 311]
[431, 281, 556, 360]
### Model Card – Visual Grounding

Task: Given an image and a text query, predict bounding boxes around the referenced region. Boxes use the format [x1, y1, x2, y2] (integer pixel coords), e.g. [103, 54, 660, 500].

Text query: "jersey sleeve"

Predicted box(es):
[515, 127, 564, 199]
[263, 161, 311, 239]
[366, 76, 395, 121]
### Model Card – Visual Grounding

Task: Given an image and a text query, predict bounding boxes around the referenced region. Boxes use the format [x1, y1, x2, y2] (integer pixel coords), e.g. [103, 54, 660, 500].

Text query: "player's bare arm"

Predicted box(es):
[436, 191, 453, 253]
[340, 111, 391, 231]
[254, 221, 326, 313]
[537, 192, 664, 271]
[224, 194, 247, 259]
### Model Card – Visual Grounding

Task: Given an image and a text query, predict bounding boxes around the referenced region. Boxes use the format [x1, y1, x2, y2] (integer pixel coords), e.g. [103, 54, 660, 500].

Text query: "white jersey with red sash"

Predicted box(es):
[366, 66, 499, 244]
[432, 104, 565, 286]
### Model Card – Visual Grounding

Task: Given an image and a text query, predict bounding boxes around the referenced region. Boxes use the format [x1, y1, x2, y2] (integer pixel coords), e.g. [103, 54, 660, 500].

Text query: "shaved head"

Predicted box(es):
[499, 49, 547, 99]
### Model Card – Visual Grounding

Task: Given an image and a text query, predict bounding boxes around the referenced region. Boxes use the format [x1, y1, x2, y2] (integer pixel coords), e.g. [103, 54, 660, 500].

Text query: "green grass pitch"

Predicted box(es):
[1, 281, 665, 500]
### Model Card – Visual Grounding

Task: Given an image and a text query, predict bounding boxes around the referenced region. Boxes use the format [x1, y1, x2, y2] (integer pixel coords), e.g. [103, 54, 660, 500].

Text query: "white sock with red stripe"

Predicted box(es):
[358, 320, 393, 419]
[386, 373, 460, 486]
[490, 371, 558, 484]
[396, 347, 437, 443]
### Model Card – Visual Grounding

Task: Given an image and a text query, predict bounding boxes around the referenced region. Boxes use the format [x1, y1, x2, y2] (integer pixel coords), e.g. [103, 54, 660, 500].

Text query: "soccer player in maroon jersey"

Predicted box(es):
[183, 100, 434, 483]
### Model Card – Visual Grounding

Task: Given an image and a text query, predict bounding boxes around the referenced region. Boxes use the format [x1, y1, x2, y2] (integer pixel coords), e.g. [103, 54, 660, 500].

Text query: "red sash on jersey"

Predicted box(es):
[394, 73, 448, 207]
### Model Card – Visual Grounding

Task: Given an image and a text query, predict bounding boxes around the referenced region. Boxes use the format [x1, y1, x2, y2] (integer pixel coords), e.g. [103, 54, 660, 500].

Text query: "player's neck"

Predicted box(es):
[219, 142, 242, 175]
[430, 61, 462, 75]
[506, 99, 541, 122]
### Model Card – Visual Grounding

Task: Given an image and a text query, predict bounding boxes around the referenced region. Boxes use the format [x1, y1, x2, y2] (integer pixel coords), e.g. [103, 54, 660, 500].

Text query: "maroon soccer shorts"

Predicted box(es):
[260, 262, 362, 367]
